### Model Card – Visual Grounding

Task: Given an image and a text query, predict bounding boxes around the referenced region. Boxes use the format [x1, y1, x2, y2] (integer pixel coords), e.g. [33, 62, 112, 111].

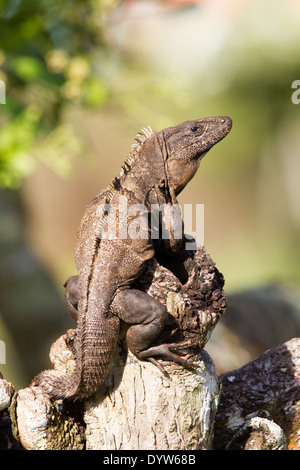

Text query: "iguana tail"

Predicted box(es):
[32, 315, 120, 401]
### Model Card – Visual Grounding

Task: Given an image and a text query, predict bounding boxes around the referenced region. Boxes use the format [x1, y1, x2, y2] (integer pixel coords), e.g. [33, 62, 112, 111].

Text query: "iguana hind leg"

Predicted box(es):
[111, 288, 196, 369]
[64, 275, 79, 322]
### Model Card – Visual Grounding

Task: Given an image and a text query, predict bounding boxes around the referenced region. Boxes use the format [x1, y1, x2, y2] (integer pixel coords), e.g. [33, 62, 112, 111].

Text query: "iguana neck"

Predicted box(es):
[121, 133, 174, 206]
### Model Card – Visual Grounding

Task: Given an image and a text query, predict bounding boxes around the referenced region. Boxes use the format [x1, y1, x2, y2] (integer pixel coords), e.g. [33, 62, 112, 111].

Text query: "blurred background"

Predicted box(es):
[1, 0, 300, 389]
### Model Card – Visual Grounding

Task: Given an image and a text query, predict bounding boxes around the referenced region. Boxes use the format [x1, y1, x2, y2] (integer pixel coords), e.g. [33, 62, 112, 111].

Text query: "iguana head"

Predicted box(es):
[160, 116, 232, 195]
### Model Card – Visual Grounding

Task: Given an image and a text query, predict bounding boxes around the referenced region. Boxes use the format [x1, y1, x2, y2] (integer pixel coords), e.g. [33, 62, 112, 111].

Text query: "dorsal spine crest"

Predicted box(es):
[96, 125, 155, 240]
[108, 126, 154, 197]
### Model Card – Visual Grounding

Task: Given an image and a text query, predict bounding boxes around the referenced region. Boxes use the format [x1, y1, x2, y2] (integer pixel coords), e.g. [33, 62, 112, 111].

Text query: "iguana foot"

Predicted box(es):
[137, 342, 198, 369]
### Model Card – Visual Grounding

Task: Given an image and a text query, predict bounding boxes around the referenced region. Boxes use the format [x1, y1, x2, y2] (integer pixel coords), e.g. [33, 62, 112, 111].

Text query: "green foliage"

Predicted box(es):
[0, 0, 116, 189]
[0, 105, 41, 188]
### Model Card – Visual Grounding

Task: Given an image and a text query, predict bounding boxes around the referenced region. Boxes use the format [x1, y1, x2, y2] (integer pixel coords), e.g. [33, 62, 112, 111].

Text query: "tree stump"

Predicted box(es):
[11, 246, 227, 450]
[83, 246, 227, 450]
[84, 348, 219, 450]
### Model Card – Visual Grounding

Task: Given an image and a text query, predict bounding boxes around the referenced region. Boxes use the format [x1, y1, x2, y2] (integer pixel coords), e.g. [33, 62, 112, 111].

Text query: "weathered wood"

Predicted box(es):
[85, 348, 220, 450]
[8, 330, 84, 450]
[0, 375, 16, 449]
[11, 386, 85, 450]
[214, 337, 300, 450]
[133, 246, 227, 355]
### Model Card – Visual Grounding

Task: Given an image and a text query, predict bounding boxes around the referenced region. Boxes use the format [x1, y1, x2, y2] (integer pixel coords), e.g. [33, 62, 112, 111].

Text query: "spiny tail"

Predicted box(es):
[32, 369, 80, 400]
[32, 316, 120, 401]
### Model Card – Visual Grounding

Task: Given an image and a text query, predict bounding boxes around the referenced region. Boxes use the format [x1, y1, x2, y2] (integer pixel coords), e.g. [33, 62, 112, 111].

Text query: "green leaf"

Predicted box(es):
[11, 56, 45, 82]
[0, 105, 41, 188]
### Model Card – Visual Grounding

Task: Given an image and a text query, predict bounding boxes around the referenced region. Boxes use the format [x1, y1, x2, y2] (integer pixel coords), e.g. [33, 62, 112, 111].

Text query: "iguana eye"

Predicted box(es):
[190, 125, 204, 133]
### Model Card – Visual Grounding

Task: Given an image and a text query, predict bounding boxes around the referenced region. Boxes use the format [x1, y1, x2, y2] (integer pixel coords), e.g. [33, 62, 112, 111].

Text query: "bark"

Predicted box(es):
[10, 386, 85, 450]
[214, 337, 300, 450]
[84, 348, 219, 450]
[0, 375, 16, 449]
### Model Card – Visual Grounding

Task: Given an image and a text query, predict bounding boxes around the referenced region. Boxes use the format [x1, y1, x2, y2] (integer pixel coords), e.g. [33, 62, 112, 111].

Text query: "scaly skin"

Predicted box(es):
[33, 116, 232, 400]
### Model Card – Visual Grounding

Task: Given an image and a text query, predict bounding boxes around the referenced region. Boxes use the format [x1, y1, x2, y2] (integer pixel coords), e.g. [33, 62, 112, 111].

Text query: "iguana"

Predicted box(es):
[33, 116, 232, 400]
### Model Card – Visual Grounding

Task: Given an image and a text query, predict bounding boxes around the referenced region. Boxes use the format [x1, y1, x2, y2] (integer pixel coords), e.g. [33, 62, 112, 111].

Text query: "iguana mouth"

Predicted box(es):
[192, 150, 208, 160]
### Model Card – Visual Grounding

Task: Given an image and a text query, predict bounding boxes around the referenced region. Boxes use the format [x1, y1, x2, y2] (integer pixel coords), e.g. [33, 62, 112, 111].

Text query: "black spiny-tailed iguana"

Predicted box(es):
[33, 116, 232, 400]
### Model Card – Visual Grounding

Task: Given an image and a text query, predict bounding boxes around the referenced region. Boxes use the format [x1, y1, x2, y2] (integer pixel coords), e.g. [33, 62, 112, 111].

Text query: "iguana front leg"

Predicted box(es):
[110, 288, 196, 369]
